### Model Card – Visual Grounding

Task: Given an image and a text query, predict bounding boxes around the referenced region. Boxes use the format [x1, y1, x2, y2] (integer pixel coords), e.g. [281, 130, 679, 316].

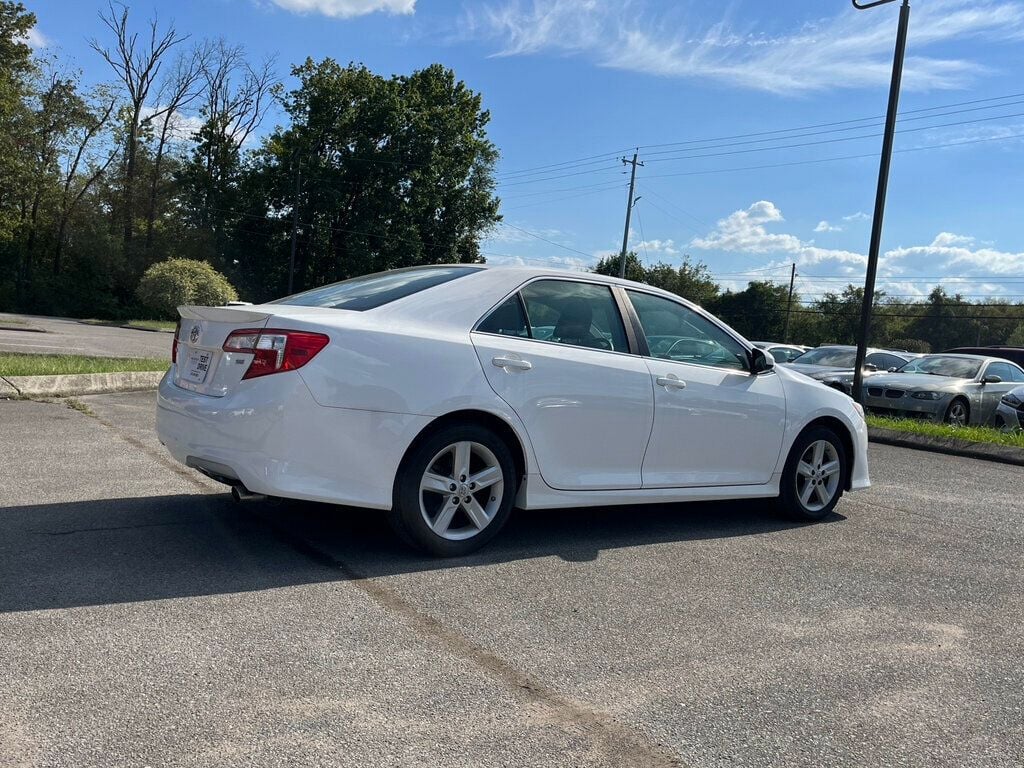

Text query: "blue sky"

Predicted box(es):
[26, 0, 1024, 301]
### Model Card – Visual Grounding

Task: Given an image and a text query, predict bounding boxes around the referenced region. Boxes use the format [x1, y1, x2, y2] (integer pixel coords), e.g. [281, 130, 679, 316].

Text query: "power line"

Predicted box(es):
[642, 130, 1024, 180]
[497, 222, 594, 259]
[492, 90, 1024, 179]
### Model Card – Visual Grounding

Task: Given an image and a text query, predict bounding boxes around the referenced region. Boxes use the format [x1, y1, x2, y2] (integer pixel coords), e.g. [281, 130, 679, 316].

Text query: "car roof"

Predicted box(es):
[919, 353, 1008, 364]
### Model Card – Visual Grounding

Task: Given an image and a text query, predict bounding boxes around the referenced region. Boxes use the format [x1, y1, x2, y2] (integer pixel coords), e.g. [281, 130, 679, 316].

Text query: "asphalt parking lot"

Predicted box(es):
[0, 313, 170, 359]
[1, 391, 1022, 767]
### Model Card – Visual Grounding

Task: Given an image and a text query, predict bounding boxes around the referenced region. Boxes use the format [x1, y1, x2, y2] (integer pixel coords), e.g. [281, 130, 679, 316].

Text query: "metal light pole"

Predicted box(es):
[851, 0, 910, 404]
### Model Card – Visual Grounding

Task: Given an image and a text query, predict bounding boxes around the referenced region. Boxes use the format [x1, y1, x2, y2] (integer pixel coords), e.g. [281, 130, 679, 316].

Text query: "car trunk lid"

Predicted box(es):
[175, 305, 272, 397]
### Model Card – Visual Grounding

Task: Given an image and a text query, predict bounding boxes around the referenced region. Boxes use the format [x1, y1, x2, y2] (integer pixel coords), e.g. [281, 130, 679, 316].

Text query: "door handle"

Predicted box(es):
[656, 375, 687, 390]
[492, 356, 532, 371]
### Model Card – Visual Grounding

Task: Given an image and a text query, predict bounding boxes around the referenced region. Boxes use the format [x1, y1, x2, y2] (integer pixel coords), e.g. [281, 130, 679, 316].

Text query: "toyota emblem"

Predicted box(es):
[189, 325, 200, 344]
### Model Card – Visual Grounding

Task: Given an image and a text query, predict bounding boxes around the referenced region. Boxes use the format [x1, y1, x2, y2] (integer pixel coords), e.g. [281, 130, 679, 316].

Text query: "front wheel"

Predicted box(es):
[777, 427, 847, 522]
[389, 423, 517, 557]
[944, 398, 969, 426]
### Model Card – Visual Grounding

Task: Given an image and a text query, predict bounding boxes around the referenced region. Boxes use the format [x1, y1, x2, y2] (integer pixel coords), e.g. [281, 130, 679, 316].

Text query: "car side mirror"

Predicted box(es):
[887, 366, 898, 373]
[750, 347, 775, 374]
[982, 374, 1002, 384]
[864, 363, 878, 372]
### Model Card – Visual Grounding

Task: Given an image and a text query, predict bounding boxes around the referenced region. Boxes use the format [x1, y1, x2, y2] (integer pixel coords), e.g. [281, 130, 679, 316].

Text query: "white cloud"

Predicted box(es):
[270, 0, 414, 19]
[632, 237, 679, 255]
[842, 211, 870, 222]
[462, 0, 1024, 93]
[141, 106, 205, 142]
[690, 201, 866, 269]
[886, 232, 1024, 274]
[17, 27, 50, 49]
[814, 220, 842, 233]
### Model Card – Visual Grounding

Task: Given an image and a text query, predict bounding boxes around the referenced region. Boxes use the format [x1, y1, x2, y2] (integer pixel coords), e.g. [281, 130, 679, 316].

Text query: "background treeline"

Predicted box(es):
[595, 253, 1024, 352]
[0, 1, 499, 318]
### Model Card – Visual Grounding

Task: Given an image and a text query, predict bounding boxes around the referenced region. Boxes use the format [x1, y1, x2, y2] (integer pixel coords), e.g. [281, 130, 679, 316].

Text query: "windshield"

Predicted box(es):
[790, 348, 856, 368]
[270, 266, 482, 311]
[897, 355, 981, 379]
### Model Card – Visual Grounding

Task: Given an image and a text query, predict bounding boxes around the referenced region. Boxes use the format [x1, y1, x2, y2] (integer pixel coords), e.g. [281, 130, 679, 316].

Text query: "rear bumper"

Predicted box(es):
[156, 369, 431, 509]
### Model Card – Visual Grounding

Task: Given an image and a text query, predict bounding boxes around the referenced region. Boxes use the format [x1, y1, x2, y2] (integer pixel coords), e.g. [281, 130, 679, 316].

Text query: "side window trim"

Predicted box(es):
[610, 285, 645, 356]
[516, 292, 534, 339]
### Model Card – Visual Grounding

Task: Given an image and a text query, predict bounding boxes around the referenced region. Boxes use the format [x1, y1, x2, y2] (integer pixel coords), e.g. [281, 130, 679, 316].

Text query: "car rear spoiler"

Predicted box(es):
[177, 305, 272, 324]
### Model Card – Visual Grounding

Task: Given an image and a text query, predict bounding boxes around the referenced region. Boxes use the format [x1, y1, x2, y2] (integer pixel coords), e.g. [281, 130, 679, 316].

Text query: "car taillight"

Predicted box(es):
[172, 319, 181, 364]
[222, 328, 329, 380]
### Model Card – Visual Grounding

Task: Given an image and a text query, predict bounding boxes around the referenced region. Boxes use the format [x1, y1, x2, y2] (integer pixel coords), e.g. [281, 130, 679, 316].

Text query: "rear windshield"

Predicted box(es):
[270, 266, 482, 311]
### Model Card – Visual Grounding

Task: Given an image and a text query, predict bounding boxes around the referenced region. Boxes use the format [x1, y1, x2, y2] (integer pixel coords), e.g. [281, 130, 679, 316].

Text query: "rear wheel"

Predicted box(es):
[944, 397, 969, 426]
[777, 427, 847, 522]
[390, 423, 517, 557]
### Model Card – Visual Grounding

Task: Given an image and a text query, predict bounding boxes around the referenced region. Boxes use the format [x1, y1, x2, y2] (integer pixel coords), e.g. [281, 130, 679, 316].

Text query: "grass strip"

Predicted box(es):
[867, 415, 1024, 448]
[0, 352, 169, 377]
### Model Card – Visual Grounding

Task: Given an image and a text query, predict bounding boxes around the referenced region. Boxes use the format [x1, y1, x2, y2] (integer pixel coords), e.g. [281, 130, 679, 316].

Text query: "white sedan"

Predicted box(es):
[157, 266, 870, 556]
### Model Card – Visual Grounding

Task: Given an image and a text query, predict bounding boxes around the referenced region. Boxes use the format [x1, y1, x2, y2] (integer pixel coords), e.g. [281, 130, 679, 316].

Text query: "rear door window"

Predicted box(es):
[476, 296, 530, 338]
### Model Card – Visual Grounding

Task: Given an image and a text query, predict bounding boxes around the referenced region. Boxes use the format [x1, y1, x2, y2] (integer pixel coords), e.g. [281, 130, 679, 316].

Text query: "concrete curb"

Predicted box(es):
[1, 371, 165, 398]
[868, 426, 1024, 467]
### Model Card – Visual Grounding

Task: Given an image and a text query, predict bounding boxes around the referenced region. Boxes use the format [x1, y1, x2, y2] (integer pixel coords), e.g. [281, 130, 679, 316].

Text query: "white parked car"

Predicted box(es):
[157, 266, 870, 556]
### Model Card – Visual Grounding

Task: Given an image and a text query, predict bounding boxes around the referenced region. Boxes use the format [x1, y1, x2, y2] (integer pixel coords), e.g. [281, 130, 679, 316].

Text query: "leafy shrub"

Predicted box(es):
[886, 338, 931, 353]
[136, 258, 238, 318]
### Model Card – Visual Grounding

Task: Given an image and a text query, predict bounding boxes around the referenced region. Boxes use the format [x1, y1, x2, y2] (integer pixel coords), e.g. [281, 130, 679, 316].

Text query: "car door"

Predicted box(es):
[471, 279, 654, 491]
[624, 290, 786, 488]
[978, 362, 1022, 424]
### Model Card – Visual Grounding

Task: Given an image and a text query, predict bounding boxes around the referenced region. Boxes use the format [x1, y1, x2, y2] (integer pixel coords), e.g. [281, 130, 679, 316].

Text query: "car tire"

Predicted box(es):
[777, 426, 847, 522]
[389, 423, 517, 557]
[944, 397, 970, 426]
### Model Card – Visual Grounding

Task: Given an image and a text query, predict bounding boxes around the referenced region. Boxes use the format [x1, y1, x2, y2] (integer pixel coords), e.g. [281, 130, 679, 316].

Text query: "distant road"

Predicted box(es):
[0, 313, 171, 359]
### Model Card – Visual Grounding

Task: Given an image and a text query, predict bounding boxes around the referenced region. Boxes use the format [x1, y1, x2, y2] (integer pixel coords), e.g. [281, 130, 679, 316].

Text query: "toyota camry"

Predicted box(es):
[157, 265, 870, 556]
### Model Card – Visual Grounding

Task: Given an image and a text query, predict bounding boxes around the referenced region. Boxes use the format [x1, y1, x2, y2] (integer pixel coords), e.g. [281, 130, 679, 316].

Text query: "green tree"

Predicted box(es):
[593, 252, 719, 306]
[231, 59, 500, 301]
[711, 281, 793, 341]
[1008, 323, 1024, 347]
[0, 2, 37, 243]
[593, 251, 645, 282]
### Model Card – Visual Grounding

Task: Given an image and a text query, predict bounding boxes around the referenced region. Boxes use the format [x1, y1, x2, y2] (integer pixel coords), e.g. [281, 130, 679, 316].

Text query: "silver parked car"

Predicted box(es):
[994, 385, 1024, 431]
[783, 345, 917, 396]
[863, 354, 1024, 426]
[752, 341, 808, 364]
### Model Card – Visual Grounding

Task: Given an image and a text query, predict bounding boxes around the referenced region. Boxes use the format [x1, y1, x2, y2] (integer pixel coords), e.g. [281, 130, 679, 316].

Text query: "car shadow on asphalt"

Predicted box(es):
[0, 491, 844, 613]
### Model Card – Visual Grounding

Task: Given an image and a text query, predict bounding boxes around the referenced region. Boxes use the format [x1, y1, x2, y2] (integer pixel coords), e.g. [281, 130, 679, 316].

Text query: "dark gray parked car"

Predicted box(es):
[862, 354, 1024, 426]
[782, 345, 917, 396]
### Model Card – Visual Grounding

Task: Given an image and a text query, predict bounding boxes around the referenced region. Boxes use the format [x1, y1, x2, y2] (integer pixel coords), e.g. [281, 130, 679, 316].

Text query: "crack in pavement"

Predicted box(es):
[59, 397, 686, 768]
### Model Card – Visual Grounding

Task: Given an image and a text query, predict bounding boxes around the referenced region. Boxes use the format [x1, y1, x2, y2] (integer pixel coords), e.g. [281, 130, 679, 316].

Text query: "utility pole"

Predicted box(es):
[618, 152, 644, 279]
[851, 0, 911, 404]
[783, 263, 797, 343]
[288, 159, 301, 295]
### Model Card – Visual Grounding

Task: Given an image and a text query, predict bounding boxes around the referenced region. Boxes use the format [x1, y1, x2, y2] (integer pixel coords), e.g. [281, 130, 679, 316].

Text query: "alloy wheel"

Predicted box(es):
[795, 440, 841, 513]
[418, 441, 505, 541]
[947, 400, 968, 426]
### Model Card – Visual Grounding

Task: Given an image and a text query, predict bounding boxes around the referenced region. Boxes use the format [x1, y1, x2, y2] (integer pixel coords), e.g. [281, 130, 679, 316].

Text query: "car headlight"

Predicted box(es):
[910, 391, 944, 400]
[1002, 393, 1023, 407]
